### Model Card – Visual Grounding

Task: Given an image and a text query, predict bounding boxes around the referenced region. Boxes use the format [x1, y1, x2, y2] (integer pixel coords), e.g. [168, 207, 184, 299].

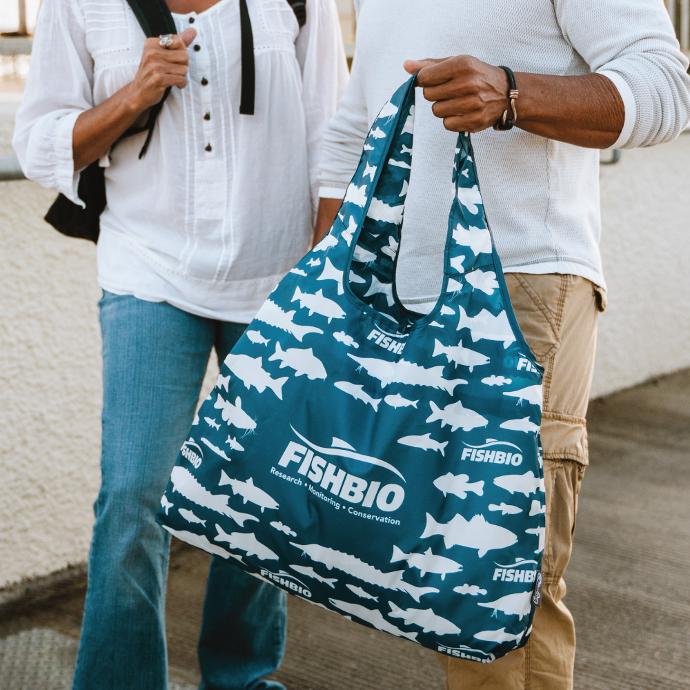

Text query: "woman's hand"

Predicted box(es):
[129, 29, 197, 112]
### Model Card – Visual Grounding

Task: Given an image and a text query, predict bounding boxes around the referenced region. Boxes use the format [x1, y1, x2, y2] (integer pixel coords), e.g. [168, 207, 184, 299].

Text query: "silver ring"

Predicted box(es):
[159, 34, 175, 49]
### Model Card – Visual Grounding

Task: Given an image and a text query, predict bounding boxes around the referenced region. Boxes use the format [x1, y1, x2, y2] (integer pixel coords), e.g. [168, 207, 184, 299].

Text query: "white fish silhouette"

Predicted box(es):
[200, 437, 232, 462]
[214, 394, 256, 431]
[488, 502, 522, 516]
[246, 330, 270, 346]
[432, 339, 489, 371]
[453, 584, 487, 597]
[389, 159, 411, 170]
[381, 236, 399, 260]
[291, 564, 337, 588]
[346, 584, 378, 601]
[452, 224, 492, 256]
[292, 287, 346, 323]
[401, 144, 412, 155]
[458, 306, 515, 348]
[377, 101, 399, 120]
[307, 257, 321, 268]
[457, 184, 483, 215]
[226, 354, 288, 399]
[474, 628, 524, 644]
[388, 602, 462, 636]
[433, 472, 484, 499]
[204, 417, 221, 431]
[399, 179, 409, 197]
[449, 255, 466, 274]
[398, 432, 448, 455]
[314, 233, 338, 252]
[217, 375, 230, 391]
[254, 300, 324, 342]
[529, 500, 545, 516]
[466, 269, 499, 295]
[317, 257, 344, 295]
[440, 304, 455, 317]
[348, 354, 467, 394]
[169, 467, 258, 526]
[344, 183, 367, 207]
[367, 197, 404, 225]
[482, 375, 512, 387]
[421, 513, 518, 558]
[391, 545, 462, 580]
[504, 385, 543, 407]
[290, 542, 438, 602]
[225, 436, 245, 452]
[329, 599, 419, 642]
[478, 592, 532, 619]
[334, 381, 381, 411]
[369, 126, 386, 139]
[350, 270, 367, 284]
[526, 526, 545, 553]
[493, 471, 543, 497]
[364, 275, 395, 306]
[500, 417, 540, 434]
[269, 342, 327, 380]
[160, 495, 173, 515]
[270, 521, 297, 537]
[353, 245, 377, 263]
[219, 471, 279, 512]
[341, 215, 357, 246]
[162, 525, 231, 559]
[192, 413, 200, 426]
[333, 331, 359, 349]
[290, 268, 307, 277]
[363, 163, 377, 181]
[401, 105, 415, 135]
[363, 143, 374, 152]
[427, 400, 488, 432]
[178, 507, 206, 526]
[383, 393, 418, 409]
[214, 525, 278, 561]
[447, 277, 463, 294]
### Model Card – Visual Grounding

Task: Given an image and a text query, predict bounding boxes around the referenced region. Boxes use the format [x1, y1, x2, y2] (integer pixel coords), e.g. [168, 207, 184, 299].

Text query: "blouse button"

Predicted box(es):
[204, 112, 211, 121]
[194, 44, 201, 52]
[205, 143, 213, 152]
[189, 16, 195, 23]
[201, 77, 208, 86]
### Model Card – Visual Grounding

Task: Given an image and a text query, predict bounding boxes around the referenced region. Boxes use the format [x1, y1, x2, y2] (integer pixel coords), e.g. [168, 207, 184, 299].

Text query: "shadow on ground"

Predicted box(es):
[1, 371, 689, 689]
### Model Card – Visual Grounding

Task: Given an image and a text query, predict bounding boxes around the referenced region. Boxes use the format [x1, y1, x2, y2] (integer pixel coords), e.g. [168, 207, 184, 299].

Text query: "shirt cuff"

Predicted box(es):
[53, 110, 85, 208]
[598, 69, 637, 149]
[319, 185, 348, 199]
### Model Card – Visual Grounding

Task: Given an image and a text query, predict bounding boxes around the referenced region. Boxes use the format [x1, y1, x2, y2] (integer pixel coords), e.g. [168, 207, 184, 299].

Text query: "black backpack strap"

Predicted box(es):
[287, 0, 306, 27]
[239, 0, 256, 115]
[122, 0, 177, 157]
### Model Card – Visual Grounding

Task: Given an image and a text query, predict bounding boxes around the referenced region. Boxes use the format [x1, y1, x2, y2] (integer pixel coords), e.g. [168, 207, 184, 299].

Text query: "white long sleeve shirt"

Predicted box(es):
[320, 0, 690, 309]
[14, 0, 348, 323]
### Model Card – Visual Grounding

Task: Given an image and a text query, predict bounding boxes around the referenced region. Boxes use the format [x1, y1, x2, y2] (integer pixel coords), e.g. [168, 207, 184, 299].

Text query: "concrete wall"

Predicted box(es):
[1, 95, 689, 591]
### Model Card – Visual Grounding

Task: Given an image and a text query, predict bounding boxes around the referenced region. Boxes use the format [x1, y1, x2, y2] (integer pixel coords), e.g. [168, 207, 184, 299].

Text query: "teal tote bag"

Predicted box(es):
[158, 75, 546, 664]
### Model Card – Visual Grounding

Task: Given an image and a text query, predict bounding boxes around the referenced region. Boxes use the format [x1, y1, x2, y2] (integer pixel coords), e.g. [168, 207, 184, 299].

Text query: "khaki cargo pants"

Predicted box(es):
[444, 273, 606, 690]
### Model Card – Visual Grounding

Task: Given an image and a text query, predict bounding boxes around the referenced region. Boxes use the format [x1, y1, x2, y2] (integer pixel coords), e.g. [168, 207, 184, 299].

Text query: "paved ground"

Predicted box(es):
[1, 370, 689, 689]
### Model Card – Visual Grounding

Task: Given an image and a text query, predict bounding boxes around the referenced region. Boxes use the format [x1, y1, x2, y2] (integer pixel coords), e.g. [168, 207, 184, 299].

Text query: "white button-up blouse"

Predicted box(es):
[14, 0, 348, 322]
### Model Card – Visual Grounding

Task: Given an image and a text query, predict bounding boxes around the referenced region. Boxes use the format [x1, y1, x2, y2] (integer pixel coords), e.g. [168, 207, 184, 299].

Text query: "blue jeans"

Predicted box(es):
[72, 292, 287, 690]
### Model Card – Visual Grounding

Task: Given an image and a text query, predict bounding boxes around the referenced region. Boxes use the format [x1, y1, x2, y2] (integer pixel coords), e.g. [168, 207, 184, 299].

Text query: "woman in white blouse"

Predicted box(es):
[14, 1, 347, 688]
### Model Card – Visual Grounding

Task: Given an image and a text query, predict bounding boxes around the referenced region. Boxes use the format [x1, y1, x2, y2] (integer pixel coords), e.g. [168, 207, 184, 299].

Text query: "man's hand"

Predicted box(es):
[404, 56, 509, 133]
[129, 29, 196, 112]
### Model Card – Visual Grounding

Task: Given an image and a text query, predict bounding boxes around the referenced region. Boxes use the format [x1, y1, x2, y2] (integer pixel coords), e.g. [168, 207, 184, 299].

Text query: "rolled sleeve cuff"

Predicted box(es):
[53, 110, 85, 208]
[598, 69, 637, 149]
[319, 185, 348, 199]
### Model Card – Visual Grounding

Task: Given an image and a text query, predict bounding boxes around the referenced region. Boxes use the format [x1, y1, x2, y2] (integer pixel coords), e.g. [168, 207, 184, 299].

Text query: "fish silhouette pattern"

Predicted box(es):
[158, 76, 545, 662]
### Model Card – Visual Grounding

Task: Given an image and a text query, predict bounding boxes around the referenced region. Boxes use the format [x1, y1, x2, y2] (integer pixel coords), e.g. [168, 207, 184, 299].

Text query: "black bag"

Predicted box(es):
[45, 0, 307, 243]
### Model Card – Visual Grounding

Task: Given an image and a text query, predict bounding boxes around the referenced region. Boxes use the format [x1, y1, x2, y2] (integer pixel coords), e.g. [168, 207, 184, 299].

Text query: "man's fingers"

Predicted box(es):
[403, 58, 442, 75]
[414, 56, 472, 87]
[431, 97, 483, 119]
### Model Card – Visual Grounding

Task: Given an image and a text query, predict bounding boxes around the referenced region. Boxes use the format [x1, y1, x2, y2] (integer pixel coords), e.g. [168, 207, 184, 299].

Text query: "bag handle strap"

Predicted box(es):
[118, 0, 177, 158]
